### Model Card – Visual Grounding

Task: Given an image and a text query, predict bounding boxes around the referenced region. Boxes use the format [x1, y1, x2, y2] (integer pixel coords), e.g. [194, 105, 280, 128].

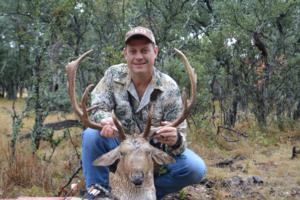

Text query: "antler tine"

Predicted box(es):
[80, 84, 103, 130]
[142, 104, 154, 140]
[86, 105, 99, 112]
[169, 48, 197, 127]
[66, 49, 104, 130]
[65, 49, 93, 118]
[112, 111, 126, 141]
[66, 49, 126, 141]
[66, 50, 129, 139]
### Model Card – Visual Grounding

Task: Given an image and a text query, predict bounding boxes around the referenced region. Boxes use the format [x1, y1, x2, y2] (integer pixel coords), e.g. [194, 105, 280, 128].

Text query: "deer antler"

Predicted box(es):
[66, 50, 93, 118]
[169, 48, 197, 127]
[142, 104, 154, 140]
[142, 48, 197, 140]
[65, 49, 126, 141]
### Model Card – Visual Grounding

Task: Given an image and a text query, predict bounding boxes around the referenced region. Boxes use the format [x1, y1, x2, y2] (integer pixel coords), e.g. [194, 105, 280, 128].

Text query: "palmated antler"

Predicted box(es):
[65, 50, 126, 141]
[169, 48, 197, 127]
[142, 48, 197, 140]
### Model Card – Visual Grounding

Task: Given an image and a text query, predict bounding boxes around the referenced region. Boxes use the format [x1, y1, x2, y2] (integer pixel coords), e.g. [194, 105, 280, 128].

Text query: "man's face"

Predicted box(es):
[124, 37, 158, 76]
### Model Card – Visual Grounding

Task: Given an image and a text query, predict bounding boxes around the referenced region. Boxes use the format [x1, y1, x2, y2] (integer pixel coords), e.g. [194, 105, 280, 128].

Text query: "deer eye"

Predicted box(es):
[145, 149, 152, 155]
[120, 151, 127, 157]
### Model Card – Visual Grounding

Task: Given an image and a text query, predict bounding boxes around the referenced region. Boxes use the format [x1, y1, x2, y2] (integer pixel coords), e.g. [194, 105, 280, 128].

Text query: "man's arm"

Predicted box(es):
[158, 85, 187, 156]
[90, 68, 123, 137]
[90, 68, 115, 124]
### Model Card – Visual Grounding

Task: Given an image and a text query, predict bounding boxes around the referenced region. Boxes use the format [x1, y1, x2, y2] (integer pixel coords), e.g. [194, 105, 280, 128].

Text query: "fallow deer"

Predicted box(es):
[65, 48, 197, 200]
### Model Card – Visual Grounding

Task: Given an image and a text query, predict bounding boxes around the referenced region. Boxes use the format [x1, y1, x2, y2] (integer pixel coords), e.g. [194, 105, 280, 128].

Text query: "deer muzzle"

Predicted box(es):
[131, 171, 144, 186]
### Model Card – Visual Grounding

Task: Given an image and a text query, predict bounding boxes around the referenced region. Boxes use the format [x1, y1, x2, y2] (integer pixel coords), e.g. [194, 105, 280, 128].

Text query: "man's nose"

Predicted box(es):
[135, 52, 143, 60]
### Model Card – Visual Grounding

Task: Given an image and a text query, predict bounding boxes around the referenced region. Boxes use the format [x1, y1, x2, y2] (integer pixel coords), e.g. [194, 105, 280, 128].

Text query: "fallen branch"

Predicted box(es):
[291, 146, 300, 159]
[217, 125, 248, 142]
[44, 119, 81, 130]
[215, 155, 246, 168]
[57, 164, 82, 197]
[19, 119, 81, 140]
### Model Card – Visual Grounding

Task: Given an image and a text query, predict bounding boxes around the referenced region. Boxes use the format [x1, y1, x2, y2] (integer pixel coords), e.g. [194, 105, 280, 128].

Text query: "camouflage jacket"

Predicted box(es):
[91, 63, 187, 156]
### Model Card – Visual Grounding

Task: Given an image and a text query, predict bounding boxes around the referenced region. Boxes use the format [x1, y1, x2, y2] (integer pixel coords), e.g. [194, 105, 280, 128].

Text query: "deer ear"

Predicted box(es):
[151, 148, 175, 165]
[93, 147, 121, 166]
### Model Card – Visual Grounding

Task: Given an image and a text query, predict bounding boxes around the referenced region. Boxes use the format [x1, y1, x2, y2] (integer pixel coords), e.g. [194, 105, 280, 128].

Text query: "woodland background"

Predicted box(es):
[0, 0, 300, 199]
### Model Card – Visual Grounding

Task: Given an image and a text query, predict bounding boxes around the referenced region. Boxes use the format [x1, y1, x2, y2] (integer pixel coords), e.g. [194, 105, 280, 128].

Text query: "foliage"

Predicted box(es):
[0, 0, 299, 152]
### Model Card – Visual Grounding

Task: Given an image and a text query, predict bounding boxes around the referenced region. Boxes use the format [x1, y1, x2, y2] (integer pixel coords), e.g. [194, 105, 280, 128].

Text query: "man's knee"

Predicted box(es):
[177, 149, 207, 184]
[82, 128, 119, 152]
[82, 128, 101, 145]
[187, 155, 207, 183]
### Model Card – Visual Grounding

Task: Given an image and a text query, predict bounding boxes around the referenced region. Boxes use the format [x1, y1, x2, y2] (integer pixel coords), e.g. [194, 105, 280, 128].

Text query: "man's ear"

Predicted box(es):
[93, 147, 121, 166]
[153, 46, 159, 57]
[123, 47, 127, 60]
[151, 147, 175, 165]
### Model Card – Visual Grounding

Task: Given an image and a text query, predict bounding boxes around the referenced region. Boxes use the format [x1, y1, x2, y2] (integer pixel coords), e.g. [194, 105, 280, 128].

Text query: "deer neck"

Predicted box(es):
[111, 170, 156, 200]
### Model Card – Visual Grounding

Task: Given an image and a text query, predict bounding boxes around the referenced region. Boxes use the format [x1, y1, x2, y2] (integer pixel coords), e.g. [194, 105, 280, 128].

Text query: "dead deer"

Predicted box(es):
[65, 48, 197, 200]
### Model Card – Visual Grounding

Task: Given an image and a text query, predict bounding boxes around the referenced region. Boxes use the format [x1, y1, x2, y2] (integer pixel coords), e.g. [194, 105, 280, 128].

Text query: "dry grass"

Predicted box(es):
[187, 112, 300, 199]
[0, 138, 83, 198]
[0, 98, 83, 198]
[1, 98, 300, 199]
[1, 147, 52, 197]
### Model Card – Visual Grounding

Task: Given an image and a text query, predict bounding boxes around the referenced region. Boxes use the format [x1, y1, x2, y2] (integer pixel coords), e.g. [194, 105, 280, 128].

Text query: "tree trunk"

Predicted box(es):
[0, 85, 4, 98]
[293, 101, 300, 120]
[252, 30, 269, 128]
[224, 99, 238, 128]
[19, 86, 24, 98]
[254, 89, 267, 128]
[276, 102, 285, 131]
[224, 72, 240, 128]
[6, 84, 17, 100]
[31, 54, 45, 152]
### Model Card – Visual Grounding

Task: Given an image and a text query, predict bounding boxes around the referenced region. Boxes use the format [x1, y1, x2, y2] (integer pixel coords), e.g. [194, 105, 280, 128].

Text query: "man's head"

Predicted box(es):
[123, 26, 158, 77]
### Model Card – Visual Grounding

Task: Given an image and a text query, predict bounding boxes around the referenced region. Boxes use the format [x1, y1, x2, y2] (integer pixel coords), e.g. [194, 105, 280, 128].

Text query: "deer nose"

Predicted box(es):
[131, 171, 144, 186]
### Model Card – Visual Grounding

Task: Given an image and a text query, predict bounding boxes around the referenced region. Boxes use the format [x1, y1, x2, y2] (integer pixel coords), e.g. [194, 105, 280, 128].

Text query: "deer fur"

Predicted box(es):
[93, 134, 174, 200]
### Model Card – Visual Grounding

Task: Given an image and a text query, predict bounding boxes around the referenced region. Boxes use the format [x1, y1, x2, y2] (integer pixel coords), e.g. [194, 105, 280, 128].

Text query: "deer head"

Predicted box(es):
[65, 48, 197, 187]
[93, 134, 174, 186]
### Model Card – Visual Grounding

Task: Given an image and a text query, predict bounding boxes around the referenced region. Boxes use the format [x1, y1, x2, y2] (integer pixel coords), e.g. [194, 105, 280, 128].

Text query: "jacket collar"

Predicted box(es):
[113, 64, 164, 113]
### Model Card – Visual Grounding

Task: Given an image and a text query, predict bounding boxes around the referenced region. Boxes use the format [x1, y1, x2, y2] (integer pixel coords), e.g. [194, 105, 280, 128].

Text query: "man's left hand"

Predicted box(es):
[153, 121, 178, 146]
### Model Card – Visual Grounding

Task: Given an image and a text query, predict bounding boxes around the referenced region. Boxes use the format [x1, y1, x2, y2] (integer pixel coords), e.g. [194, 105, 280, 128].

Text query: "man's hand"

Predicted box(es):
[153, 121, 178, 146]
[100, 117, 118, 138]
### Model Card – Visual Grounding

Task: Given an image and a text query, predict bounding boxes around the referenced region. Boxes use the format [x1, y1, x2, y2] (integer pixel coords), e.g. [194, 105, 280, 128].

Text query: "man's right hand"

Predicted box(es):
[100, 117, 118, 138]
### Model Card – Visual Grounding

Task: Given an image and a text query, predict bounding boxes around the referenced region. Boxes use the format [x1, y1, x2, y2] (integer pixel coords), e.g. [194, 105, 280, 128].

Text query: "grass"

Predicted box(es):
[0, 98, 83, 198]
[187, 112, 300, 199]
[1, 98, 300, 199]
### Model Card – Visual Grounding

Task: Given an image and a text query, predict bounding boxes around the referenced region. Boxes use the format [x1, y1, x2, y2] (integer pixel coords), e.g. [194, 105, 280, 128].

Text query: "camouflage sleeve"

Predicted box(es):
[90, 68, 115, 123]
[161, 84, 187, 156]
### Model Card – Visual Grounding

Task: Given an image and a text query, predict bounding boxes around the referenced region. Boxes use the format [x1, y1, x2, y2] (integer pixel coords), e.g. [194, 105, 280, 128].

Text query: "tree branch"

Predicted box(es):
[0, 12, 33, 19]
[217, 125, 248, 142]
[204, 0, 213, 13]
[19, 120, 82, 140]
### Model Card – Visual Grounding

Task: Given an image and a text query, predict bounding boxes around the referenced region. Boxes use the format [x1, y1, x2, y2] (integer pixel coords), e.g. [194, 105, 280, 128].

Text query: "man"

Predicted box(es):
[82, 26, 206, 199]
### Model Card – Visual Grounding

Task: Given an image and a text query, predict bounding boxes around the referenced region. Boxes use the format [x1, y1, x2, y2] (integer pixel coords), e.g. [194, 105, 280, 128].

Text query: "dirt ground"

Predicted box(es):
[163, 135, 300, 200]
[1, 99, 300, 199]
